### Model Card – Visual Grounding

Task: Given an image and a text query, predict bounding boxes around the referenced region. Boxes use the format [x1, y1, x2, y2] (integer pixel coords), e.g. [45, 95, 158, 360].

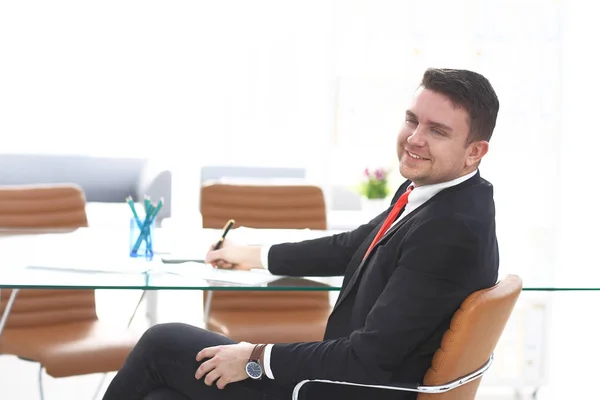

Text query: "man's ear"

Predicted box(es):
[466, 141, 489, 168]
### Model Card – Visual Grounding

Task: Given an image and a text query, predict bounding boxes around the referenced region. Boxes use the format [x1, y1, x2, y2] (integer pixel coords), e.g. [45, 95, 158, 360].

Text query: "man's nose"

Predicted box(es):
[407, 127, 426, 146]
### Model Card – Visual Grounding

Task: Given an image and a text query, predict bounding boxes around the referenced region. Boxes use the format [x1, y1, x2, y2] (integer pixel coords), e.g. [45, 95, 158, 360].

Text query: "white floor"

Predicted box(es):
[0, 359, 538, 400]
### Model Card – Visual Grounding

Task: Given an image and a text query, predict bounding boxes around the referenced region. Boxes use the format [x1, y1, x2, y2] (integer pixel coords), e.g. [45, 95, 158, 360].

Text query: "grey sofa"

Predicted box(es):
[0, 153, 171, 223]
[0, 154, 149, 202]
[0, 154, 316, 221]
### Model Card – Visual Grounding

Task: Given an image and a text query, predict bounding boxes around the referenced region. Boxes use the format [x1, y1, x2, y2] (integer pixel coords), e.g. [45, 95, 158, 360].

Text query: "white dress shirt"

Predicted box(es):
[259, 169, 477, 379]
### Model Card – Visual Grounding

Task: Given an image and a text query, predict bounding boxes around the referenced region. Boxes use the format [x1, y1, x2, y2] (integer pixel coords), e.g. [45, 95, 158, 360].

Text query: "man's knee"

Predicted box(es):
[139, 322, 189, 346]
[137, 322, 235, 356]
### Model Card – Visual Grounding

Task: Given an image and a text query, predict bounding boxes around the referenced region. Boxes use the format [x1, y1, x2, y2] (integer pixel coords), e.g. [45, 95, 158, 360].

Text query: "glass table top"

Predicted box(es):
[0, 227, 595, 292]
[1, 269, 596, 291]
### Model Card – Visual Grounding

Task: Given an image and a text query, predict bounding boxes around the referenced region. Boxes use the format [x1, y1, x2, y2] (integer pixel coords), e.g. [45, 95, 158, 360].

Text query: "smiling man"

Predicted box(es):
[399, 77, 491, 187]
[103, 68, 501, 400]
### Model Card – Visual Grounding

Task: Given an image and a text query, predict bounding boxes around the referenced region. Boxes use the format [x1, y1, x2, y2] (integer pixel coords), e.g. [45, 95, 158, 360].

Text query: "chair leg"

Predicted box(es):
[92, 373, 108, 400]
[0, 288, 20, 336]
[38, 364, 45, 400]
[36, 363, 108, 400]
[145, 290, 159, 326]
[204, 290, 213, 324]
[128, 290, 147, 327]
[33, 360, 109, 400]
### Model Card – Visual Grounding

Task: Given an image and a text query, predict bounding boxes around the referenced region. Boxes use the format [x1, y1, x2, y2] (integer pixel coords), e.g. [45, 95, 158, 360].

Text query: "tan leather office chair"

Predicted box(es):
[0, 184, 140, 398]
[292, 274, 523, 400]
[201, 183, 331, 343]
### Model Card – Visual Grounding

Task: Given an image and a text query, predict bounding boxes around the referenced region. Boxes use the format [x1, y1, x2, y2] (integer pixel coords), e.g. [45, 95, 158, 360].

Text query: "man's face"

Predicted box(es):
[397, 88, 488, 187]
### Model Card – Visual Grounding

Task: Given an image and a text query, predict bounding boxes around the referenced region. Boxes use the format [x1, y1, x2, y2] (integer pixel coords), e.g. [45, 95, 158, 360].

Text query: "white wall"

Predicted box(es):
[544, 2, 600, 397]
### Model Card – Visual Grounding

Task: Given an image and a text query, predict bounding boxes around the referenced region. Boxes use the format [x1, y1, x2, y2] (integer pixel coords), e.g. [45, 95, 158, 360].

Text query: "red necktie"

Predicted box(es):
[363, 185, 414, 260]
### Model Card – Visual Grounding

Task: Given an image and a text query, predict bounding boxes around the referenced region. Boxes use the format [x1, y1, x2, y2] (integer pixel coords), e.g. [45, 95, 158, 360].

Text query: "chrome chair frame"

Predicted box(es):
[291, 355, 493, 400]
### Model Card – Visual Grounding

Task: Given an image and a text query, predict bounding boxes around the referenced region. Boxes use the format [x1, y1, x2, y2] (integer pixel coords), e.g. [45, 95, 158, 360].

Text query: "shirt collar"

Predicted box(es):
[407, 169, 478, 206]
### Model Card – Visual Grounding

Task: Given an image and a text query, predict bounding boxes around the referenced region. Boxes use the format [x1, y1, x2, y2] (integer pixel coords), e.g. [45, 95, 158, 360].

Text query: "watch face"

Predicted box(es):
[245, 361, 263, 379]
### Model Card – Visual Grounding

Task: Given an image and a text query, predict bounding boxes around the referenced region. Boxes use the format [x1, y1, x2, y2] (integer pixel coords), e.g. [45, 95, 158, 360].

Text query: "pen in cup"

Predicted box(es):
[213, 219, 235, 250]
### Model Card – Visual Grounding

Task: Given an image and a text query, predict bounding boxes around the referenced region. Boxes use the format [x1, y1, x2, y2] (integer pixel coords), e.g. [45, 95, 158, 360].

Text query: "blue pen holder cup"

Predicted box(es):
[129, 217, 156, 259]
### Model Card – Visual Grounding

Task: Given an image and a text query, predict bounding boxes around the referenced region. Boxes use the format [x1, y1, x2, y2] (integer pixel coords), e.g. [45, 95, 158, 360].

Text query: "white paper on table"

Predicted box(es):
[0, 231, 157, 274]
[25, 254, 158, 274]
[157, 263, 281, 286]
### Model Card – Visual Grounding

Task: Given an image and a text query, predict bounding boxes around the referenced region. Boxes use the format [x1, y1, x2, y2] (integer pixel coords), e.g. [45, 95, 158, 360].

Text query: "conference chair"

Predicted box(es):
[200, 183, 331, 343]
[292, 274, 523, 400]
[0, 184, 141, 400]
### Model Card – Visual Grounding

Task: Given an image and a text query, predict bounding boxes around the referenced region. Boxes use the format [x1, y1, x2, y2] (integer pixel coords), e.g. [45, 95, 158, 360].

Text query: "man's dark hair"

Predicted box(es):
[421, 68, 499, 143]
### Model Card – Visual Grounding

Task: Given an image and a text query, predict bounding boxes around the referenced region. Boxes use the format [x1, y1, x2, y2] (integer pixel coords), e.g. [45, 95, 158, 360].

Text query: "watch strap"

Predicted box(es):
[249, 344, 267, 363]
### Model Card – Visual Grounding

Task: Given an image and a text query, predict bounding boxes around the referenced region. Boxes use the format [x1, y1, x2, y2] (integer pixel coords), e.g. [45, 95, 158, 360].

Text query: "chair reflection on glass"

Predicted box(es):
[0, 184, 141, 400]
[201, 182, 331, 344]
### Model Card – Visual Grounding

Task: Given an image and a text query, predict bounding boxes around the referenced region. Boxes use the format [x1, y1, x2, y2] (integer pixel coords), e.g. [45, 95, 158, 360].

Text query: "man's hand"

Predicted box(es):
[195, 342, 255, 389]
[205, 240, 263, 271]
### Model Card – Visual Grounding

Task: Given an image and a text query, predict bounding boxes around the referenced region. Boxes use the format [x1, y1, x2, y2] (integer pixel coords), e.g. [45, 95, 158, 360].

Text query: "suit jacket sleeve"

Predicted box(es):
[266, 183, 410, 277]
[267, 212, 385, 277]
[269, 216, 481, 384]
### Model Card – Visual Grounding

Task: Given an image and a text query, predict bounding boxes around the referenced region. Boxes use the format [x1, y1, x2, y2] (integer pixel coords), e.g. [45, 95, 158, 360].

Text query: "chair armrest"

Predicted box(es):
[291, 355, 493, 400]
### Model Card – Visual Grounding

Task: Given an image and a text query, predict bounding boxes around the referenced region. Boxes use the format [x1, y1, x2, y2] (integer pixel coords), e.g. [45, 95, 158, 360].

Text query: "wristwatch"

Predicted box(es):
[245, 344, 267, 380]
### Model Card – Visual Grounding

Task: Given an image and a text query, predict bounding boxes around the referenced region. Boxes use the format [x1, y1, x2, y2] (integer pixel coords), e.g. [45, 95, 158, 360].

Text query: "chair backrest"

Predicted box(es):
[200, 183, 329, 310]
[418, 275, 523, 399]
[0, 184, 97, 329]
[201, 183, 327, 230]
[0, 184, 89, 228]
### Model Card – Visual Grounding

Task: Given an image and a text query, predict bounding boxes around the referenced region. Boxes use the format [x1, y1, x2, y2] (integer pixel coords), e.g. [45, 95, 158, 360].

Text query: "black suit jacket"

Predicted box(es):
[265, 172, 499, 399]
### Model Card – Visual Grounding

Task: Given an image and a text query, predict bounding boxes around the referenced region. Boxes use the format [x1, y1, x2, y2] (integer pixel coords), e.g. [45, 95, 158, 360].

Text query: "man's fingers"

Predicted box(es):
[204, 249, 224, 264]
[216, 260, 234, 269]
[216, 375, 230, 389]
[196, 346, 218, 362]
[204, 369, 221, 387]
[209, 260, 234, 269]
[206, 249, 236, 270]
[195, 358, 216, 380]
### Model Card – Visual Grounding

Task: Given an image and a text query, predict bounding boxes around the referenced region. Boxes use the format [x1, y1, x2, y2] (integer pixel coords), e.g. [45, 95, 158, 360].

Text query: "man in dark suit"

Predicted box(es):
[103, 68, 500, 400]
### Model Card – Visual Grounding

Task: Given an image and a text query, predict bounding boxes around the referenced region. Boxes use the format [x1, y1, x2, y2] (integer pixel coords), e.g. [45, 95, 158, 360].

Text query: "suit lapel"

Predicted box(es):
[331, 173, 483, 313]
[331, 213, 414, 313]
[330, 182, 410, 296]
